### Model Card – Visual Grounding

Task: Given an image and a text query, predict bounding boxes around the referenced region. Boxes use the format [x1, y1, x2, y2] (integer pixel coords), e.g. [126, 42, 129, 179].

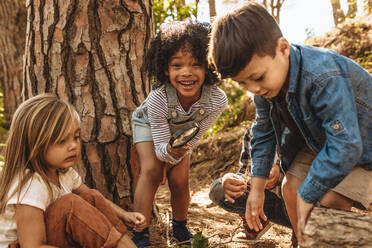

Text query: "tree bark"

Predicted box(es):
[347, 0, 358, 18]
[23, 0, 152, 205]
[209, 0, 216, 20]
[0, 0, 26, 127]
[330, 0, 345, 25]
[302, 207, 372, 248]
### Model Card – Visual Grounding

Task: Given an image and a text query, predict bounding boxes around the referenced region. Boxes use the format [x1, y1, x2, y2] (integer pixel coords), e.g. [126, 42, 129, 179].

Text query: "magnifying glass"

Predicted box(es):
[169, 123, 200, 148]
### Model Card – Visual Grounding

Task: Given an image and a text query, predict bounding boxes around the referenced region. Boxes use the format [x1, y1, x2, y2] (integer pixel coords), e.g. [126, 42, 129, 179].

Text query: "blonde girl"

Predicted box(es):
[0, 93, 145, 248]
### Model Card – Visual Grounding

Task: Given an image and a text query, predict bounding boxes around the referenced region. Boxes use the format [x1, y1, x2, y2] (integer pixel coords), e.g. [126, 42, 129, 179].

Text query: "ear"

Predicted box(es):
[276, 37, 290, 58]
[165, 70, 169, 76]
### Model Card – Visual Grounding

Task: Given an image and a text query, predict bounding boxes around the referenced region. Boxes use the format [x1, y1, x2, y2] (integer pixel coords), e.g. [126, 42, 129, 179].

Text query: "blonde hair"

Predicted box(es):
[0, 93, 79, 213]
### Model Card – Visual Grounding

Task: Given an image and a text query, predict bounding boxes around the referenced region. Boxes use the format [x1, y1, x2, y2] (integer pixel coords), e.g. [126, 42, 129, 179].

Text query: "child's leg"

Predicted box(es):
[133, 141, 163, 226]
[281, 147, 368, 237]
[167, 155, 193, 243]
[209, 175, 291, 228]
[77, 188, 128, 234]
[167, 155, 190, 221]
[281, 173, 302, 234]
[45, 193, 130, 248]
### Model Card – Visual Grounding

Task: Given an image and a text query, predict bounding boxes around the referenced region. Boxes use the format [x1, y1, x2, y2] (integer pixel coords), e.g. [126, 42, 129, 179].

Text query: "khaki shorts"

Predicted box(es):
[287, 146, 372, 209]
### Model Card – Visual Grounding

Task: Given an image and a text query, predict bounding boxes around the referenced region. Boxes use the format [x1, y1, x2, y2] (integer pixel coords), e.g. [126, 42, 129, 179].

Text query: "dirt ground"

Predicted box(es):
[147, 159, 294, 248]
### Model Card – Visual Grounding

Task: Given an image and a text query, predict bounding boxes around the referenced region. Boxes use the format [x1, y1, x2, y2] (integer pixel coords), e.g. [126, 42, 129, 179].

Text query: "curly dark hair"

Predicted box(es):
[145, 20, 220, 88]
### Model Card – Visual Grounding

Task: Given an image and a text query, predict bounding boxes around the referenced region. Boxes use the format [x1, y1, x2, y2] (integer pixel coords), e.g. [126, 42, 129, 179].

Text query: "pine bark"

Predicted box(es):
[23, 0, 152, 204]
[209, 0, 216, 19]
[0, 0, 26, 127]
[330, 0, 346, 25]
[302, 207, 372, 248]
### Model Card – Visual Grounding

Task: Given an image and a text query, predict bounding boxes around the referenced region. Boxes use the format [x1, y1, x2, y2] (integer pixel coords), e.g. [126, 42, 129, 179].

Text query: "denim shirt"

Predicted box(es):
[250, 44, 372, 203]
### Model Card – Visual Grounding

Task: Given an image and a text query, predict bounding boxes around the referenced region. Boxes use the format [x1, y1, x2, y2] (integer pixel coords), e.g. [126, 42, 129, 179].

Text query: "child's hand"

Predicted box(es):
[265, 163, 280, 189]
[167, 143, 190, 159]
[296, 194, 314, 245]
[222, 173, 247, 203]
[245, 177, 267, 232]
[122, 212, 146, 232]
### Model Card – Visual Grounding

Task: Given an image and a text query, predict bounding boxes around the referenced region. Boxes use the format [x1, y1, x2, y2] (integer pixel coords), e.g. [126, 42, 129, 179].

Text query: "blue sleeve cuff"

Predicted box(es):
[251, 158, 272, 178]
[297, 174, 330, 203]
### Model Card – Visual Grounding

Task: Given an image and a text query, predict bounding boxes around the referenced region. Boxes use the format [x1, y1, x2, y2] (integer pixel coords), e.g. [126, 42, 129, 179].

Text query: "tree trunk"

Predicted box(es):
[347, 0, 357, 18]
[330, 0, 345, 25]
[209, 0, 216, 20]
[0, 0, 26, 127]
[23, 0, 152, 205]
[364, 0, 372, 13]
[302, 207, 372, 248]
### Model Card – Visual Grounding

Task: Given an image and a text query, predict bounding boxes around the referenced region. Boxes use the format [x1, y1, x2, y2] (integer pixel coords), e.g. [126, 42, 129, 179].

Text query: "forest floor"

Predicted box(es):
[145, 124, 372, 248]
[146, 125, 295, 248]
[148, 164, 294, 248]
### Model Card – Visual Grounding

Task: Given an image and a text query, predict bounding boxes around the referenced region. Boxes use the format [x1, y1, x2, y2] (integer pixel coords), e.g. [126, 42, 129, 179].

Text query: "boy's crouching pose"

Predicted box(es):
[209, 129, 293, 240]
[208, 2, 372, 244]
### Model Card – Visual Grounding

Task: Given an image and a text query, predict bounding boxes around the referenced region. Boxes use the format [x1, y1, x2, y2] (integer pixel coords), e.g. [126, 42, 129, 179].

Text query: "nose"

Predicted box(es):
[246, 83, 262, 94]
[68, 139, 79, 151]
[181, 66, 192, 76]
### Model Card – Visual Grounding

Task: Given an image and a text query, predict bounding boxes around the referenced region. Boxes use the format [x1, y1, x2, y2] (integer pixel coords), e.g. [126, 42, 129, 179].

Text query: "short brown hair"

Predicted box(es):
[208, 1, 283, 78]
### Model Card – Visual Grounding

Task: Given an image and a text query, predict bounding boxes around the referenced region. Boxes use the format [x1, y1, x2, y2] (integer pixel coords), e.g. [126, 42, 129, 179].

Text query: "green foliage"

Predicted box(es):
[355, 50, 372, 73]
[204, 79, 255, 137]
[153, 0, 198, 32]
[174, 231, 227, 248]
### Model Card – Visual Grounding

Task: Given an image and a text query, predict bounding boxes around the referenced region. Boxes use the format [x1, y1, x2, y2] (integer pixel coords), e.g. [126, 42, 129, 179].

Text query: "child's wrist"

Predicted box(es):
[250, 177, 266, 192]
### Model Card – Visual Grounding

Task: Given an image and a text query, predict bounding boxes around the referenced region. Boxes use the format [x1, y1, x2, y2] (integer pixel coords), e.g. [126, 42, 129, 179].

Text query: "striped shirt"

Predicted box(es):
[147, 84, 228, 164]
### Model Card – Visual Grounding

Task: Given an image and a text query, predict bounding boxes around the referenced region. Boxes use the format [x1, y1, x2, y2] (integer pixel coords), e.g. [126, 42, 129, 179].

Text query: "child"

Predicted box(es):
[208, 2, 372, 245]
[131, 20, 227, 247]
[0, 93, 146, 248]
[209, 129, 292, 239]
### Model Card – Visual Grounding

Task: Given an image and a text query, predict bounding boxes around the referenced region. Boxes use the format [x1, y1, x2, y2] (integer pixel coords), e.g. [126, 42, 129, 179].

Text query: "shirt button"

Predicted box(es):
[333, 123, 340, 130]
[172, 111, 177, 118]
[199, 109, 205, 115]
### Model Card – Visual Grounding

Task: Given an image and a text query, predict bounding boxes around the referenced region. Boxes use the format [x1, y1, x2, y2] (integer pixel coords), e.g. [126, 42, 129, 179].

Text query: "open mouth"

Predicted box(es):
[178, 81, 196, 86]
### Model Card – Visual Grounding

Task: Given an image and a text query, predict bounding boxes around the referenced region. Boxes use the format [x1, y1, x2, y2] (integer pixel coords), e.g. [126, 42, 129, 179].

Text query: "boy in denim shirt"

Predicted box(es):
[208, 2, 372, 244]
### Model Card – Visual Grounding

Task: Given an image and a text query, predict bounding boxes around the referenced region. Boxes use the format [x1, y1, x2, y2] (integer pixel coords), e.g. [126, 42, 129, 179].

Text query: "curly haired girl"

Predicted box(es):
[131, 20, 227, 247]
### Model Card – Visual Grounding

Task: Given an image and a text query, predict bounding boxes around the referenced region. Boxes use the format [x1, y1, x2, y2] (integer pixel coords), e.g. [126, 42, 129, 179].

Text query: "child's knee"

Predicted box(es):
[46, 194, 82, 218]
[319, 190, 353, 210]
[209, 178, 225, 204]
[169, 175, 189, 193]
[141, 164, 163, 185]
[79, 188, 105, 204]
[281, 174, 299, 201]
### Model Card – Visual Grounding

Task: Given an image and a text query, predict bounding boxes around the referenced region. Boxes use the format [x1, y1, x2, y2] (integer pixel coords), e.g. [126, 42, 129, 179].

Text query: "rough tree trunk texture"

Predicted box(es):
[209, 0, 216, 19]
[330, 0, 345, 25]
[302, 207, 372, 248]
[23, 0, 152, 205]
[0, 0, 26, 127]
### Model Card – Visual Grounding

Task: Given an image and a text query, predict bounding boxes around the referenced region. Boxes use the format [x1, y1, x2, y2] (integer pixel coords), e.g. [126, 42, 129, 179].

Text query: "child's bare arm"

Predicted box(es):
[74, 184, 146, 232]
[15, 204, 58, 248]
[245, 177, 267, 232]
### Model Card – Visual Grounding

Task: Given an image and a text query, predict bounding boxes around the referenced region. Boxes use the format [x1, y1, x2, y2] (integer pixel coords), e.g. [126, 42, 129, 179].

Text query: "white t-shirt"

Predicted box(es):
[0, 168, 82, 248]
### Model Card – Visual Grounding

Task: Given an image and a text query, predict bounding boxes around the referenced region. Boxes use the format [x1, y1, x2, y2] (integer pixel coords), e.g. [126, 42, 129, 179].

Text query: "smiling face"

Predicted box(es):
[232, 38, 290, 99]
[44, 117, 81, 173]
[166, 47, 206, 109]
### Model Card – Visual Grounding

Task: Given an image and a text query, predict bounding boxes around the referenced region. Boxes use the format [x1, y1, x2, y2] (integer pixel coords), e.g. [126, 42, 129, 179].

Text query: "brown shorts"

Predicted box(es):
[287, 146, 372, 209]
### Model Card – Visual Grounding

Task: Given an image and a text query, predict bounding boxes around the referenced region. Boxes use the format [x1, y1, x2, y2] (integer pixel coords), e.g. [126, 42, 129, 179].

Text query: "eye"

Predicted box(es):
[74, 135, 81, 141]
[58, 139, 66, 145]
[192, 63, 202, 67]
[254, 75, 264, 82]
[170, 62, 181, 68]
